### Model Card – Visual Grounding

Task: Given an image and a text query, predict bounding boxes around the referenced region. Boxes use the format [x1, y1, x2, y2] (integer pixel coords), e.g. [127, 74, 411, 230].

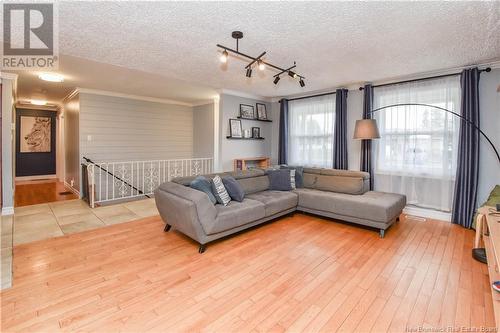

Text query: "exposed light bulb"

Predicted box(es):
[258, 61, 265, 71]
[220, 50, 228, 63]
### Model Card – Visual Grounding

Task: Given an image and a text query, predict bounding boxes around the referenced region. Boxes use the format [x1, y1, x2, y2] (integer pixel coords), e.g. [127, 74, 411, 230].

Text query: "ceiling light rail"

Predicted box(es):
[217, 31, 305, 87]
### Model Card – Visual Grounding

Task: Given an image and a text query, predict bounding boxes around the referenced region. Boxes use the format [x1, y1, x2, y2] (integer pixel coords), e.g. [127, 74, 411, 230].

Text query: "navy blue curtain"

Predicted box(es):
[360, 84, 374, 189]
[452, 68, 480, 229]
[333, 89, 348, 169]
[278, 99, 289, 165]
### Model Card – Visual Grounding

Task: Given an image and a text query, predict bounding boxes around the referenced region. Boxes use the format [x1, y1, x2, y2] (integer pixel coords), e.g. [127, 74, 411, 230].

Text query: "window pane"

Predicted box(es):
[288, 95, 335, 168]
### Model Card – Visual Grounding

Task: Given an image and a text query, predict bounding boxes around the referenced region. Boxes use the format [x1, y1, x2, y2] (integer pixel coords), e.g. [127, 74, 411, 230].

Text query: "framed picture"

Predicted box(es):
[256, 103, 268, 120]
[20, 116, 51, 152]
[252, 127, 261, 138]
[229, 119, 243, 138]
[239, 104, 255, 119]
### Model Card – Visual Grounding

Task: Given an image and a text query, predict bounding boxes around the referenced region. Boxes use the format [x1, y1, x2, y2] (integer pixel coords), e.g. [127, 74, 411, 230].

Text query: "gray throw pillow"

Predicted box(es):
[268, 169, 293, 191]
[211, 175, 231, 205]
[222, 176, 245, 202]
[280, 165, 304, 188]
[190, 176, 216, 204]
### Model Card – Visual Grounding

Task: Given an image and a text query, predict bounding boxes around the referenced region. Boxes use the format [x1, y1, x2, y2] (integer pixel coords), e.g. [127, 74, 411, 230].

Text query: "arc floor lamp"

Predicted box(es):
[353, 103, 500, 263]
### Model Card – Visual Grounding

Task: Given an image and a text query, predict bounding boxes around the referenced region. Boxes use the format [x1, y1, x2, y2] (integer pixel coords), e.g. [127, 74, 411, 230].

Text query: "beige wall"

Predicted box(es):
[79, 93, 194, 162]
[63, 93, 80, 193]
[193, 103, 214, 158]
[1, 77, 16, 213]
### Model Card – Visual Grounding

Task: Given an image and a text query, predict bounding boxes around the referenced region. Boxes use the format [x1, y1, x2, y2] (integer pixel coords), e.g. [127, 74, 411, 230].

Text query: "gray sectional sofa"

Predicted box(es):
[154, 168, 406, 253]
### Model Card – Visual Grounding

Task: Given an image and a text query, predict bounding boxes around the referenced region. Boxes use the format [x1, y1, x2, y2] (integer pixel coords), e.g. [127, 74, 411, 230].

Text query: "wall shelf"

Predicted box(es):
[237, 116, 272, 123]
[226, 136, 265, 140]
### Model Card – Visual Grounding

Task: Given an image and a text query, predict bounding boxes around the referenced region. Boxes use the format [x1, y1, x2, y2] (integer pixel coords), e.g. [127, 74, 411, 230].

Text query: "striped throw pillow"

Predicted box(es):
[211, 175, 231, 206]
[290, 169, 296, 189]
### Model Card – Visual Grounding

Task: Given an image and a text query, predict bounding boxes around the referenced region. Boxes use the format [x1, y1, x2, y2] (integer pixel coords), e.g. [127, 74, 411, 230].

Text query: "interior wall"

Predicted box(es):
[79, 93, 194, 162]
[1, 77, 16, 214]
[346, 89, 364, 171]
[193, 103, 214, 158]
[63, 93, 80, 193]
[219, 93, 273, 172]
[478, 68, 500, 204]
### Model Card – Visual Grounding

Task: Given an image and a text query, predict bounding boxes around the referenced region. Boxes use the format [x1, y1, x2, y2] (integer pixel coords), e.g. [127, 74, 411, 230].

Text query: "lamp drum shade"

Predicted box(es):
[353, 119, 381, 139]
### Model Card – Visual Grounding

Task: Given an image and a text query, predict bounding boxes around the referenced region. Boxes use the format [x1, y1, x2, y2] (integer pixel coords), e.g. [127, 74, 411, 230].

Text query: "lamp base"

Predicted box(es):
[472, 248, 487, 264]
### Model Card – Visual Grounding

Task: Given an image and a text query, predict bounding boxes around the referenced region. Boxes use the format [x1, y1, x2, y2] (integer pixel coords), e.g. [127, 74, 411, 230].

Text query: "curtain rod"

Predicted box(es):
[280, 90, 336, 102]
[359, 67, 491, 90]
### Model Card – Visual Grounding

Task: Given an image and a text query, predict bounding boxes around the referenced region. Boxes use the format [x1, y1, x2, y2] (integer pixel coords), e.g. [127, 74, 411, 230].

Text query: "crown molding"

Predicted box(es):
[219, 89, 271, 102]
[0, 72, 19, 101]
[191, 100, 215, 107]
[275, 60, 500, 100]
[62, 87, 194, 107]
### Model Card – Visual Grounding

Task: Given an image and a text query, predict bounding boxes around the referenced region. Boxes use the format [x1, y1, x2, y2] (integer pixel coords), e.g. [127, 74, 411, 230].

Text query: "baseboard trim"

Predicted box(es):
[403, 206, 451, 222]
[2, 207, 14, 216]
[15, 174, 57, 181]
[64, 181, 81, 198]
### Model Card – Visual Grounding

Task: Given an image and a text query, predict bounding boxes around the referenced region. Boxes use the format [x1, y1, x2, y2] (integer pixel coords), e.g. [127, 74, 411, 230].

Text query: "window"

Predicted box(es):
[288, 95, 335, 168]
[373, 76, 461, 212]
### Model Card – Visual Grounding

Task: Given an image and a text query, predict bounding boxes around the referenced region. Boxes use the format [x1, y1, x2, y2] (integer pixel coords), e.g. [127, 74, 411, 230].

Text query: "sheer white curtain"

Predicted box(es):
[373, 77, 461, 212]
[288, 95, 335, 168]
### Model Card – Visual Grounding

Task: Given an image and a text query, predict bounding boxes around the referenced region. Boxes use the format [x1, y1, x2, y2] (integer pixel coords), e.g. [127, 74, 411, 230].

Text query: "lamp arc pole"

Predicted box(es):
[367, 103, 500, 164]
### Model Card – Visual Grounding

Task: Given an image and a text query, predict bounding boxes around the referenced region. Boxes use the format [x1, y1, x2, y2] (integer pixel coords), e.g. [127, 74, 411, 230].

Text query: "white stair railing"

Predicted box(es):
[86, 157, 213, 208]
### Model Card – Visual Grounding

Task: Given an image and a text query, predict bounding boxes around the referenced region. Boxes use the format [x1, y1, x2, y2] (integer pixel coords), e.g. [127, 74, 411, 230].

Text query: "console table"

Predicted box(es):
[477, 206, 500, 328]
[233, 157, 270, 171]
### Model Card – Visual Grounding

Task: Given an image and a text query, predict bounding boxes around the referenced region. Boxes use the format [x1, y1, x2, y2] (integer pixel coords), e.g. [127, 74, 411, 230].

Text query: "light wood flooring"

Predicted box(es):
[0, 213, 496, 332]
[15, 180, 78, 207]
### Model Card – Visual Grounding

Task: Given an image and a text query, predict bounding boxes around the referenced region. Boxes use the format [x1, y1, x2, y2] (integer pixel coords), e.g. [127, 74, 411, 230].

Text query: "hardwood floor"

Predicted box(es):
[15, 180, 78, 207]
[0, 213, 495, 332]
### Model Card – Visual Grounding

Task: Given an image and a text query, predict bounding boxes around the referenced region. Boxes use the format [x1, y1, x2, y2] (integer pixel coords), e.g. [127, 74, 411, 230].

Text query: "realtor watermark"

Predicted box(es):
[2, 2, 59, 70]
[406, 326, 498, 332]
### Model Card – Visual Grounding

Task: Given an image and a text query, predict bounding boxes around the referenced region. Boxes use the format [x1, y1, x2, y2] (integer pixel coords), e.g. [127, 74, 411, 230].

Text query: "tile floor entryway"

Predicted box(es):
[13, 198, 159, 245]
[1, 197, 159, 289]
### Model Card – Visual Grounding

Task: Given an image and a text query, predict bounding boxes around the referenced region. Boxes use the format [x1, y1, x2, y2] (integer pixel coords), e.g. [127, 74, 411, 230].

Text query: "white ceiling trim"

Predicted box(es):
[67, 87, 195, 107]
[280, 60, 500, 101]
[219, 89, 271, 102]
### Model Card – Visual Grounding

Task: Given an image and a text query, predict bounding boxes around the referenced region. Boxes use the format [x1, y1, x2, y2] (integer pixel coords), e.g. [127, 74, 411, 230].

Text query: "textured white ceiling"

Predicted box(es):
[13, 55, 217, 106]
[12, 1, 500, 103]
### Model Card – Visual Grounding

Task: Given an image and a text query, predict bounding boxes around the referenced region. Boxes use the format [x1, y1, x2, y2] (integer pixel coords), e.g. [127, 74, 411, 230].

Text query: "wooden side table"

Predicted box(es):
[476, 206, 500, 329]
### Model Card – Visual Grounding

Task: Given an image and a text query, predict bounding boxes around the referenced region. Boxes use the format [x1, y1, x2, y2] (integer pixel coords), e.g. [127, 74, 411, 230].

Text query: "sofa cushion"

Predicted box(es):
[211, 199, 265, 234]
[189, 176, 216, 204]
[237, 175, 270, 195]
[314, 174, 366, 195]
[246, 190, 298, 217]
[296, 188, 406, 223]
[302, 168, 370, 195]
[222, 176, 245, 202]
[268, 169, 293, 191]
[172, 172, 231, 186]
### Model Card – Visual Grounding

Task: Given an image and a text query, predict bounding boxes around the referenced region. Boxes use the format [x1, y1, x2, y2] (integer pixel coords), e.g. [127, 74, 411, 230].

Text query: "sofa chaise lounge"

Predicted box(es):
[154, 168, 406, 253]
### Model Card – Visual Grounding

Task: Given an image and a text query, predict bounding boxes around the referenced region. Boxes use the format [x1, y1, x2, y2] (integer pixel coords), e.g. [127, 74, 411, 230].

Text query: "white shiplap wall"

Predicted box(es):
[79, 93, 194, 162]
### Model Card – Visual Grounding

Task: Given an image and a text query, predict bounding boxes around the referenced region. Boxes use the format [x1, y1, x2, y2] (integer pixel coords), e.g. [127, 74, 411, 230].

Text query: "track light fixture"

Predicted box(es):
[217, 31, 305, 87]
